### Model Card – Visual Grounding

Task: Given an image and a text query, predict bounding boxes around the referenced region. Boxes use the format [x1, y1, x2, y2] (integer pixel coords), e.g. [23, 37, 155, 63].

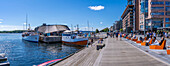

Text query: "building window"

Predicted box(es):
[151, 12, 164, 15]
[166, 2, 170, 6]
[151, 1, 164, 5]
[140, 25, 143, 29]
[165, 24, 170, 27]
[151, 7, 164, 10]
[166, 12, 170, 15]
[152, 21, 162, 23]
[166, 7, 170, 11]
[141, 0, 148, 14]
[166, 18, 170, 22]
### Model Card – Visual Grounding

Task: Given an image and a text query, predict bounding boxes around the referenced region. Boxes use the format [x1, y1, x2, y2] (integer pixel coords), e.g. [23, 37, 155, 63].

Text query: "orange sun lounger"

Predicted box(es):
[149, 40, 166, 50]
[126, 37, 129, 39]
[132, 38, 138, 41]
[136, 40, 142, 43]
[167, 50, 170, 55]
[141, 39, 152, 46]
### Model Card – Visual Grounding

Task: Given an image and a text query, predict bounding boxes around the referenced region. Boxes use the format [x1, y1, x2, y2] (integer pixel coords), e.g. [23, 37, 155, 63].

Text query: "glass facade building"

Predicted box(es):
[139, 0, 170, 31]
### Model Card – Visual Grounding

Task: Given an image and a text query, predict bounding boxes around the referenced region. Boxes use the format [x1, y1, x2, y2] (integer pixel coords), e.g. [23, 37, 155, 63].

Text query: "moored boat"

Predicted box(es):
[0, 62, 10, 66]
[0, 53, 10, 66]
[0, 53, 7, 61]
[22, 31, 39, 42]
[62, 30, 88, 46]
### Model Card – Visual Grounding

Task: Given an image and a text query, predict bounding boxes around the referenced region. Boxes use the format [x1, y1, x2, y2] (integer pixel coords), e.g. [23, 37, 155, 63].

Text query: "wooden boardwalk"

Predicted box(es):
[54, 38, 169, 66]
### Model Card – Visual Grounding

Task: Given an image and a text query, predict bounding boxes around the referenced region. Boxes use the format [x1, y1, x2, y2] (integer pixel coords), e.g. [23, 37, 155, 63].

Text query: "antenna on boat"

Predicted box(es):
[71, 24, 73, 31]
[77, 24, 79, 31]
[26, 14, 28, 30]
[28, 24, 31, 30]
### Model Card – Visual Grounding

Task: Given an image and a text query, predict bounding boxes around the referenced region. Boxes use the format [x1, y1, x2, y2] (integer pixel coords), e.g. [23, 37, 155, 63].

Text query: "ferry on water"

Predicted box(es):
[22, 30, 39, 42]
[62, 30, 88, 46]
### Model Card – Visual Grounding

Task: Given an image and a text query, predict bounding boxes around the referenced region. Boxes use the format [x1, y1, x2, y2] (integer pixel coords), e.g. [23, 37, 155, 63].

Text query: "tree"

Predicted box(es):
[96, 29, 99, 33]
[103, 28, 109, 32]
[120, 29, 123, 32]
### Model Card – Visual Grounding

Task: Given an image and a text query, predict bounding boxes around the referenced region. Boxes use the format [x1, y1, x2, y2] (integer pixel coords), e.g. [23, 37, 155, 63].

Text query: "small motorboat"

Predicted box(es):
[0, 53, 5, 57]
[0, 62, 10, 66]
[62, 30, 88, 46]
[0, 53, 7, 61]
[0, 53, 10, 66]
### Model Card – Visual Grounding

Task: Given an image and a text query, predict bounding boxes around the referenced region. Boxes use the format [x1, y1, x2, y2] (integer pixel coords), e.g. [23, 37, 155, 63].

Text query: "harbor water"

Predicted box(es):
[0, 33, 82, 66]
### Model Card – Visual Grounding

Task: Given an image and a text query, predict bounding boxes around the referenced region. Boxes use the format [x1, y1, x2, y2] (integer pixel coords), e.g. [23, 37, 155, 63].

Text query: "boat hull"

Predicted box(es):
[62, 40, 88, 46]
[22, 35, 39, 42]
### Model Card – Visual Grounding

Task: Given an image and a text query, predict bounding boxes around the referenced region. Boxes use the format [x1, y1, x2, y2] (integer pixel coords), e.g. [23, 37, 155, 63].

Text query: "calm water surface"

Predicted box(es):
[0, 33, 82, 66]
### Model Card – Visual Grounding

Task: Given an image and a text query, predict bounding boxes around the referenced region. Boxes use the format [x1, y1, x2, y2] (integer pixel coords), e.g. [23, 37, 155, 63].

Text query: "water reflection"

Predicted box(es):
[21, 40, 82, 65]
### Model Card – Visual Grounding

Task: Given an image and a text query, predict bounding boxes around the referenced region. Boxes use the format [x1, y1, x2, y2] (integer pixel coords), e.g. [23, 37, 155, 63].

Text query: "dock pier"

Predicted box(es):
[53, 37, 170, 66]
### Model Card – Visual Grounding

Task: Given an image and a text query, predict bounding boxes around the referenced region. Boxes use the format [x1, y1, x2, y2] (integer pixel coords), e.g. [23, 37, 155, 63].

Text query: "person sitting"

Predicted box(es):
[131, 34, 137, 39]
[145, 36, 152, 43]
[150, 37, 164, 46]
[98, 38, 103, 44]
[139, 37, 143, 42]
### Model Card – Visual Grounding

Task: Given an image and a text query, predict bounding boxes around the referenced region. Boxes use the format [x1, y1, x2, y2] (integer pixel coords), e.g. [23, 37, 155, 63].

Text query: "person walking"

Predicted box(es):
[112, 32, 115, 38]
[119, 32, 122, 41]
[116, 31, 119, 40]
[153, 32, 156, 38]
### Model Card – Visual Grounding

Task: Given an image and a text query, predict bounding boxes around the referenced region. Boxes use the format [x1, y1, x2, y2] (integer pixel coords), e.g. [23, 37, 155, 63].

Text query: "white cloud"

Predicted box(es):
[0, 22, 2, 23]
[0, 19, 3, 21]
[23, 23, 26, 25]
[88, 5, 104, 10]
[100, 22, 103, 24]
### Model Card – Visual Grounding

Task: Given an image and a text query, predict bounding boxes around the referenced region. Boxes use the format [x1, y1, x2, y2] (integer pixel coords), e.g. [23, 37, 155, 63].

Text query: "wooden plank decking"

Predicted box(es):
[54, 37, 169, 66]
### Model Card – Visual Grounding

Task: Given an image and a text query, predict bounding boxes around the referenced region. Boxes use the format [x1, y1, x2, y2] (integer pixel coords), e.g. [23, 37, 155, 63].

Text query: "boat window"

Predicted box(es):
[62, 34, 71, 36]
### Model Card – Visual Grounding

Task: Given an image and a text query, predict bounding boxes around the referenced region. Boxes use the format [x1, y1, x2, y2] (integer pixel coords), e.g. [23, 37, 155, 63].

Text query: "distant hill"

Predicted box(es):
[0, 30, 27, 33]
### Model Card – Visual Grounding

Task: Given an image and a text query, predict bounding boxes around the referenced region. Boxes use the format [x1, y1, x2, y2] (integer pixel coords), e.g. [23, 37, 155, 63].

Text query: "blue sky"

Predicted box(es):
[0, 0, 127, 31]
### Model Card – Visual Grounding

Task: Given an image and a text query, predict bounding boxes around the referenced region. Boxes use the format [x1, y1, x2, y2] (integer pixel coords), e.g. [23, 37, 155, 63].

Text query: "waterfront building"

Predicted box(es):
[121, 0, 140, 33]
[34, 23, 70, 42]
[139, 0, 170, 31]
[115, 20, 123, 31]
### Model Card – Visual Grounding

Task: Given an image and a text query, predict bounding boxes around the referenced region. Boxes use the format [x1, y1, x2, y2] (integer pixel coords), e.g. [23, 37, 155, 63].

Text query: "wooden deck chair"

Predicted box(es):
[141, 39, 152, 46]
[149, 40, 166, 50]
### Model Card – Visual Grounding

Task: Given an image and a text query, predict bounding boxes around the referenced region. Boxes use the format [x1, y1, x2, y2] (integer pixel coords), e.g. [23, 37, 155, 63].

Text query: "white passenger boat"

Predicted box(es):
[62, 30, 88, 46]
[22, 31, 39, 42]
